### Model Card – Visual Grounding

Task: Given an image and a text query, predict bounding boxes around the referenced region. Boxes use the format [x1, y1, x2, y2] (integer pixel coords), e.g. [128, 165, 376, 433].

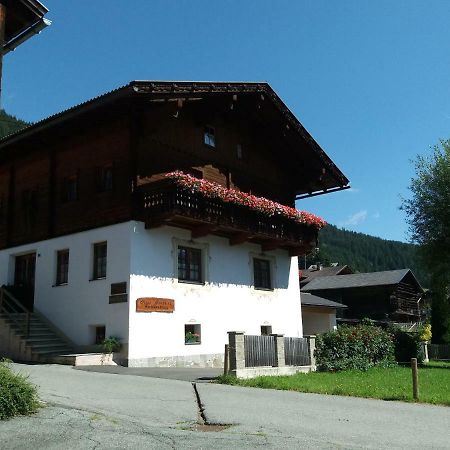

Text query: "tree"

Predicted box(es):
[402, 139, 450, 343]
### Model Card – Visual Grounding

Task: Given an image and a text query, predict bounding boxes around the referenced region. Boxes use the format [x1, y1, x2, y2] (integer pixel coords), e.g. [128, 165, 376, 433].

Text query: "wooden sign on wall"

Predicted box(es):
[136, 297, 175, 313]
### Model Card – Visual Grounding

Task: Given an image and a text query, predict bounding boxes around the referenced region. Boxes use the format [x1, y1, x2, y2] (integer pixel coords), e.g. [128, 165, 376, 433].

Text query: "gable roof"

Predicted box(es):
[300, 265, 352, 284]
[0, 81, 349, 197]
[4, 0, 49, 48]
[301, 293, 347, 309]
[302, 268, 423, 292]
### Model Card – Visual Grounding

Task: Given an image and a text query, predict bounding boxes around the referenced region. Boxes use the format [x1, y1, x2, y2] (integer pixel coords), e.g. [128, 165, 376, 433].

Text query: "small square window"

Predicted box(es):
[178, 246, 202, 283]
[204, 126, 215, 147]
[254, 258, 272, 290]
[95, 326, 106, 345]
[93, 242, 107, 279]
[185, 324, 201, 345]
[261, 325, 272, 336]
[56, 249, 69, 285]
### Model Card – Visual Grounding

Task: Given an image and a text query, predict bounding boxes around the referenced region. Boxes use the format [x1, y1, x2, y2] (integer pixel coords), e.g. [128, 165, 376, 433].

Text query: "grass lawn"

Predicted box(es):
[217, 362, 450, 406]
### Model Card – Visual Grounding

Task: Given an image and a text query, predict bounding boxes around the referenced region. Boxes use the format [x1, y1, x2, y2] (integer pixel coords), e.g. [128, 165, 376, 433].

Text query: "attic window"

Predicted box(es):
[204, 126, 215, 147]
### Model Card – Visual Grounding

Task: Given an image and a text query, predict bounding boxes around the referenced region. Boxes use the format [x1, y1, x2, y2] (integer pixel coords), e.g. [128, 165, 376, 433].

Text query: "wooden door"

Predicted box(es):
[14, 253, 36, 310]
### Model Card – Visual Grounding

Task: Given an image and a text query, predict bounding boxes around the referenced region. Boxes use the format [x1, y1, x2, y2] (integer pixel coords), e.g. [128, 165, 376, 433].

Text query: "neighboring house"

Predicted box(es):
[0, 81, 349, 367]
[300, 264, 353, 288]
[302, 268, 425, 325]
[301, 292, 347, 335]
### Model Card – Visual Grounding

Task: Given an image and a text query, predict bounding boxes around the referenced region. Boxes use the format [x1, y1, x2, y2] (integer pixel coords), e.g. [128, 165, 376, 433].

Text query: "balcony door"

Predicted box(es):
[14, 253, 36, 310]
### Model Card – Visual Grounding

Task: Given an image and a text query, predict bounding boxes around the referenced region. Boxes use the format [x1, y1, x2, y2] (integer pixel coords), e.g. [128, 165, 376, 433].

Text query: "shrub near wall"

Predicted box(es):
[0, 361, 40, 420]
[315, 325, 396, 371]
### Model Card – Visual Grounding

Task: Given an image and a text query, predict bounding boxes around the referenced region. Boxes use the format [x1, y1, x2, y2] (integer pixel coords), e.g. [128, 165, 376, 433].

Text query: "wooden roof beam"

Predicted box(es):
[229, 232, 250, 246]
[191, 224, 216, 239]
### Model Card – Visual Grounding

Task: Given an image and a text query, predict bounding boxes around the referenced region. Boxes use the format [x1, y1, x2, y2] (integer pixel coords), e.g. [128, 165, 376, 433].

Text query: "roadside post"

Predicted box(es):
[411, 358, 419, 401]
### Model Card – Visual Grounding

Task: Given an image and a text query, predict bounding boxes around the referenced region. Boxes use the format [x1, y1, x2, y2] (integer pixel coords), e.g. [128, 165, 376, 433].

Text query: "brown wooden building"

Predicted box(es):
[0, 81, 349, 253]
[302, 268, 425, 324]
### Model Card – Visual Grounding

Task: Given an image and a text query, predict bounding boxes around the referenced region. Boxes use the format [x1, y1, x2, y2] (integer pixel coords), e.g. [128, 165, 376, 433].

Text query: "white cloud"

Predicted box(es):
[339, 210, 368, 227]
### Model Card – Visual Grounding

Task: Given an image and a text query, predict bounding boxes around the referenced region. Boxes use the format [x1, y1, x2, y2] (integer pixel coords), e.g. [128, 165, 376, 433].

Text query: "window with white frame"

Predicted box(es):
[185, 324, 201, 344]
[93, 242, 107, 279]
[178, 246, 203, 283]
[253, 257, 273, 290]
[55, 249, 69, 285]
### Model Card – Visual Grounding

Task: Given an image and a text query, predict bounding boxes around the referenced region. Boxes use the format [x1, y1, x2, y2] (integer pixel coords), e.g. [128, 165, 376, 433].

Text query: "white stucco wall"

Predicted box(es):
[127, 222, 303, 365]
[301, 308, 336, 335]
[0, 222, 131, 347]
[0, 220, 304, 366]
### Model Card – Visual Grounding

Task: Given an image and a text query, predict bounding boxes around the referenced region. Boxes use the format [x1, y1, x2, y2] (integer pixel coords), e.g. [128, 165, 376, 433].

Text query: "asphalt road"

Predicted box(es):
[1, 364, 449, 449]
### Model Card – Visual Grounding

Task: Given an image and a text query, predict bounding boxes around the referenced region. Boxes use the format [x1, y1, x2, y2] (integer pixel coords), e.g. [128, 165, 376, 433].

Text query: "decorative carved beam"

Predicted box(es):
[229, 232, 250, 246]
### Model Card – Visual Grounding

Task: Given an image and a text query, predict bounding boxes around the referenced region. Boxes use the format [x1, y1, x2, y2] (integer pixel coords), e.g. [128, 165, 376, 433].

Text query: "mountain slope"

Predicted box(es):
[305, 224, 428, 286]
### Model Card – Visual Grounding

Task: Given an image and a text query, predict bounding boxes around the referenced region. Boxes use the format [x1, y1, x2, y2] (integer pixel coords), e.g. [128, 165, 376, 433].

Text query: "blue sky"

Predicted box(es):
[4, 1, 450, 242]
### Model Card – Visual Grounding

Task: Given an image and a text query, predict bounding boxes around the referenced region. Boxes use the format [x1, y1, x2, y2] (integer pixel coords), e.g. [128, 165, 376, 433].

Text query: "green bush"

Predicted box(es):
[388, 327, 424, 364]
[315, 324, 396, 371]
[0, 361, 40, 420]
[101, 336, 121, 353]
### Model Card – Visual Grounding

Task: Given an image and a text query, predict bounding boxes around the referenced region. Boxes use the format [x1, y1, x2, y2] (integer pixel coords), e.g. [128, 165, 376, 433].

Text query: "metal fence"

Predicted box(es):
[244, 335, 277, 367]
[284, 337, 311, 366]
[428, 344, 450, 360]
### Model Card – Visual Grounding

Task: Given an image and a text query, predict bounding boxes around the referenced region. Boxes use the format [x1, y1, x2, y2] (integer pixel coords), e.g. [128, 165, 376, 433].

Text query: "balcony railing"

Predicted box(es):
[134, 179, 318, 254]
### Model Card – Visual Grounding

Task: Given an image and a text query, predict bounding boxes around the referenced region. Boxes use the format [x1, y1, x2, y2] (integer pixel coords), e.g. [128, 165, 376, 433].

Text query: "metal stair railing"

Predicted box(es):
[0, 285, 32, 338]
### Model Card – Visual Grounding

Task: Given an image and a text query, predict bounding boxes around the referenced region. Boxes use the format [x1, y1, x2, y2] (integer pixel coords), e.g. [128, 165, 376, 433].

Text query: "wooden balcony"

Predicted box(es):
[134, 179, 318, 255]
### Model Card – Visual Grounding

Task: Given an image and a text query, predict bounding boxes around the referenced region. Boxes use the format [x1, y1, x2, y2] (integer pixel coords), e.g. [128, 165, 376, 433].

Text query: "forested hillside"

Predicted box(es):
[305, 224, 429, 286]
[0, 110, 29, 139]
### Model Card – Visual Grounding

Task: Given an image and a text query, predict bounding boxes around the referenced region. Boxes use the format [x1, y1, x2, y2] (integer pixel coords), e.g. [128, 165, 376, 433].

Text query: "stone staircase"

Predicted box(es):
[0, 287, 74, 361]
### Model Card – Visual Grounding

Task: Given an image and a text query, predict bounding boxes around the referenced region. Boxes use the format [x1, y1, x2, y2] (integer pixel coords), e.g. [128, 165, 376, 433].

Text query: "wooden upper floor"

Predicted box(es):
[0, 81, 349, 251]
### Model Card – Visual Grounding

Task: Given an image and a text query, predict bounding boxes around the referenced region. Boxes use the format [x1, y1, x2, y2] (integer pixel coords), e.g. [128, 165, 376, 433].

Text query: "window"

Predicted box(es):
[56, 249, 69, 285]
[109, 282, 128, 304]
[178, 246, 202, 283]
[95, 326, 106, 345]
[204, 126, 215, 147]
[62, 174, 79, 202]
[93, 242, 107, 279]
[185, 324, 201, 345]
[96, 165, 114, 192]
[237, 144, 243, 160]
[261, 325, 272, 336]
[253, 258, 272, 290]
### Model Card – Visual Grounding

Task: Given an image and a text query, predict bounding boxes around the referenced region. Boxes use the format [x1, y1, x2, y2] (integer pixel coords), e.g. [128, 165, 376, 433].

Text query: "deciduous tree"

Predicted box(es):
[402, 139, 450, 343]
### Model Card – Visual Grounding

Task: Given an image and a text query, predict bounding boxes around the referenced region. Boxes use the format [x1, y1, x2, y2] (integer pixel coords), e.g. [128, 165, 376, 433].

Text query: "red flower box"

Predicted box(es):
[165, 171, 326, 230]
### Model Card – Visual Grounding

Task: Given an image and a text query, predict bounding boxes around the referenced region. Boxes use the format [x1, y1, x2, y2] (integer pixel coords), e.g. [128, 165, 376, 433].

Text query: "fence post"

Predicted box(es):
[411, 358, 419, 401]
[422, 342, 429, 363]
[223, 344, 229, 375]
[306, 335, 316, 369]
[227, 331, 245, 376]
[271, 334, 285, 367]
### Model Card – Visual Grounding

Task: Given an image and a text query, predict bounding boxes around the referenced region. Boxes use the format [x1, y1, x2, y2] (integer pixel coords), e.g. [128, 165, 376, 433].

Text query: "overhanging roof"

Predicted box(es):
[302, 269, 423, 292]
[3, 0, 49, 49]
[301, 293, 347, 309]
[0, 81, 349, 197]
